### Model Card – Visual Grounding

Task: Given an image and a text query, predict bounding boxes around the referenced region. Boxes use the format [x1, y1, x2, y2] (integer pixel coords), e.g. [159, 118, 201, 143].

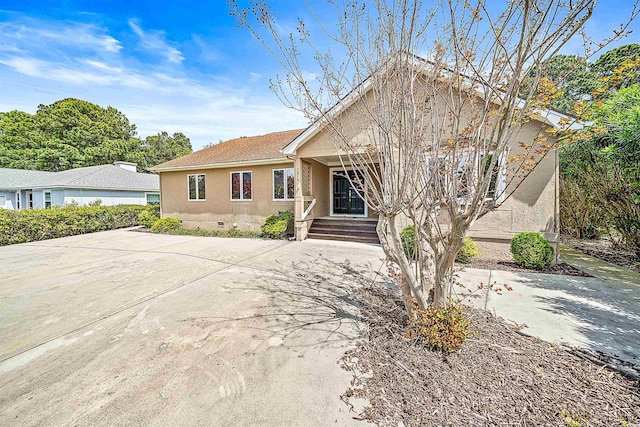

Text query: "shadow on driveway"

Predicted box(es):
[203, 256, 393, 350]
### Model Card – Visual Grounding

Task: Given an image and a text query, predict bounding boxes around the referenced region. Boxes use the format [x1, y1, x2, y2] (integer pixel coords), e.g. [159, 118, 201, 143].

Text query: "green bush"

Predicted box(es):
[261, 211, 294, 239]
[455, 237, 478, 263]
[150, 217, 181, 233]
[151, 227, 262, 238]
[510, 232, 554, 269]
[138, 208, 160, 228]
[400, 225, 417, 259]
[0, 205, 146, 246]
[409, 305, 471, 353]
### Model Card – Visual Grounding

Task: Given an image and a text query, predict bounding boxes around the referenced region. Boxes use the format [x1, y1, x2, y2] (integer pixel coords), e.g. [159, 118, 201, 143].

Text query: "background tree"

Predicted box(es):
[521, 55, 599, 113]
[143, 131, 193, 167]
[231, 0, 635, 309]
[560, 83, 640, 256]
[593, 43, 640, 90]
[0, 98, 192, 172]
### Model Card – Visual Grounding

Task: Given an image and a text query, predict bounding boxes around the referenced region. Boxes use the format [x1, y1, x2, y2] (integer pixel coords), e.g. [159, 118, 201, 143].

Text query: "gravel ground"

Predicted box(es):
[461, 259, 589, 277]
[341, 286, 640, 426]
[563, 237, 640, 274]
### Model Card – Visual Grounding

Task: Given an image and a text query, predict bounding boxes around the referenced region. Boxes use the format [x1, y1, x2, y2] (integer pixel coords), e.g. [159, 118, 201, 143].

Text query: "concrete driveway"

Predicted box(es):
[0, 230, 385, 426]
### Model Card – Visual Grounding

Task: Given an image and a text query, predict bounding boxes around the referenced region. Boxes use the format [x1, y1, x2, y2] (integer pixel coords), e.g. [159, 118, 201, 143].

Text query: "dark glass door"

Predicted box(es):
[333, 171, 365, 215]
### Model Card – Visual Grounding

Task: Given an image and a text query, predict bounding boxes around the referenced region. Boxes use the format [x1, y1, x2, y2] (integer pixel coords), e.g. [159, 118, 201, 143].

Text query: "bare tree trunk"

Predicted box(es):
[377, 214, 429, 310]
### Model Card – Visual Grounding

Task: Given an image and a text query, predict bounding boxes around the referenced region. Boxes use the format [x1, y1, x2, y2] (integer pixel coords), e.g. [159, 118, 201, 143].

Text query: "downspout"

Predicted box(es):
[554, 148, 560, 263]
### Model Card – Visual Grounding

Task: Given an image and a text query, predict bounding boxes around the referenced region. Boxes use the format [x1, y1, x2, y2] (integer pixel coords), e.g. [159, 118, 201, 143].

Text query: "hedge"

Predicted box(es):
[0, 205, 147, 246]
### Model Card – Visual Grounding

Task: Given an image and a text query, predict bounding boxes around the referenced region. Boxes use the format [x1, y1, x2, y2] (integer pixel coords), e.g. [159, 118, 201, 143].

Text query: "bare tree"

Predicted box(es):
[229, 0, 637, 309]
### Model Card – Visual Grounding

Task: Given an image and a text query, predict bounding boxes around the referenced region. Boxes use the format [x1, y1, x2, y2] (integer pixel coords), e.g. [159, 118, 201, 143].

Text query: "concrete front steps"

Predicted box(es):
[307, 217, 380, 244]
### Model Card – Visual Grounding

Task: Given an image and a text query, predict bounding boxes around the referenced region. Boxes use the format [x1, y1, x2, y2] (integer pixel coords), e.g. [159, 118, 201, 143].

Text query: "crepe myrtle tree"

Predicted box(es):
[229, 0, 637, 309]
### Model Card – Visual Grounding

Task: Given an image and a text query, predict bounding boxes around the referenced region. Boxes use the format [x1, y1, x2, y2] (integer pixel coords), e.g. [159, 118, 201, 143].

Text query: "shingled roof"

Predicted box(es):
[0, 165, 159, 191]
[151, 129, 304, 171]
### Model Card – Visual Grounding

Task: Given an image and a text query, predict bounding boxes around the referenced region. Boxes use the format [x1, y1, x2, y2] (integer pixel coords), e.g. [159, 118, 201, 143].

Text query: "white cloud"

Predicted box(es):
[0, 15, 308, 150]
[0, 19, 121, 54]
[128, 19, 184, 64]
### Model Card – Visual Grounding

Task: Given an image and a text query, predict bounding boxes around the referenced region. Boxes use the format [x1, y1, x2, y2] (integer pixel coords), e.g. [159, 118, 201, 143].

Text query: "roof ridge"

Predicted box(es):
[62, 164, 111, 185]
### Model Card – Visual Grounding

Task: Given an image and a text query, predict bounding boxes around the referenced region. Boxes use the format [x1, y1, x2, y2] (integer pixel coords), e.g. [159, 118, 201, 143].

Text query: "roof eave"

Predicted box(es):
[282, 78, 373, 156]
[150, 157, 293, 173]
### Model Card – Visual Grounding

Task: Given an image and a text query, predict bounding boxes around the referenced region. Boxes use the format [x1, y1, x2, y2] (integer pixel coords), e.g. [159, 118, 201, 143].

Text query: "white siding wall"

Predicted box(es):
[32, 190, 44, 209]
[61, 189, 153, 206]
[0, 191, 14, 209]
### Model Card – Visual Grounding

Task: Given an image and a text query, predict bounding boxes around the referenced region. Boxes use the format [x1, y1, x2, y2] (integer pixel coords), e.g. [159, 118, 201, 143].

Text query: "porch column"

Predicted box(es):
[293, 156, 309, 241]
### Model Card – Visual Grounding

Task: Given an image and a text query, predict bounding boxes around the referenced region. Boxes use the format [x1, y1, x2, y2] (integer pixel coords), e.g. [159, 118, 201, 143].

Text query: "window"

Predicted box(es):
[481, 153, 500, 199]
[44, 191, 52, 209]
[231, 171, 252, 200]
[273, 168, 295, 200]
[188, 174, 206, 201]
[146, 193, 160, 205]
[16, 192, 20, 210]
[427, 152, 503, 201]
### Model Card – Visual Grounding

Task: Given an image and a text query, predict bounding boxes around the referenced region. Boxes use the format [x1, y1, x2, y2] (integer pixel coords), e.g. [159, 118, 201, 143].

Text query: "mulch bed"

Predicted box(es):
[341, 286, 640, 426]
[462, 259, 590, 277]
[563, 237, 640, 274]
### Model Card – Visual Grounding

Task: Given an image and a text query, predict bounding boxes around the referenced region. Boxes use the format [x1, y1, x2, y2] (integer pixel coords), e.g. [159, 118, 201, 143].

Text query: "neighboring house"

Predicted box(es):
[0, 162, 160, 210]
[151, 87, 575, 259]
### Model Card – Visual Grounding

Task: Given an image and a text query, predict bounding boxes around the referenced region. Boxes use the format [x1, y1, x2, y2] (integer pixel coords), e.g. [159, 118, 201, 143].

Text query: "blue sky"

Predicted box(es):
[0, 1, 638, 150]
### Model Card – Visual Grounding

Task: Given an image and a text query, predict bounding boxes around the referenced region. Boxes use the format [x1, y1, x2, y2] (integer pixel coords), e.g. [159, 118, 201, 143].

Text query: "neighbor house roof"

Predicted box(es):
[150, 129, 304, 172]
[0, 165, 159, 191]
[0, 168, 55, 189]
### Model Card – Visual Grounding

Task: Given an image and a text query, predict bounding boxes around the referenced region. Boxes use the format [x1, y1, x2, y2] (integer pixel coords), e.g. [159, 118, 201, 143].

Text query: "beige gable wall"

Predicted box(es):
[159, 162, 294, 231]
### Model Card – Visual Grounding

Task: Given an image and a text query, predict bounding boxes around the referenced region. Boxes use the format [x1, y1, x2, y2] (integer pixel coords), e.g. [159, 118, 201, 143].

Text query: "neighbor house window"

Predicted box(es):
[188, 174, 206, 201]
[273, 168, 295, 200]
[16, 192, 20, 210]
[44, 191, 52, 209]
[231, 171, 252, 200]
[146, 193, 160, 205]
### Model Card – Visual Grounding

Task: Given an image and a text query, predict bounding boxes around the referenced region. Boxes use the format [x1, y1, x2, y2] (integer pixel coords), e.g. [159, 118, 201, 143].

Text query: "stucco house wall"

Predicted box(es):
[290, 91, 560, 258]
[160, 162, 295, 231]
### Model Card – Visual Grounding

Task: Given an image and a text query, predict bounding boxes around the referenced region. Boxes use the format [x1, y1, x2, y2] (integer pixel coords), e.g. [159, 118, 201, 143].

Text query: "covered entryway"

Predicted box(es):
[284, 125, 379, 241]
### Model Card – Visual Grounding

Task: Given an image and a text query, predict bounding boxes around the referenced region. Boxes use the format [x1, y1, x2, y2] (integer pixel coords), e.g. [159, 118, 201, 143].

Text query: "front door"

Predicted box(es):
[25, 191, 33, 209]
[332, 171, 365, 216]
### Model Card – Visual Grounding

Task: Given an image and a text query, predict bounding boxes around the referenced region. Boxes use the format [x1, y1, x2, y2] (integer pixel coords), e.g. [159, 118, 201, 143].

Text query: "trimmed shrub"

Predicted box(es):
[400, 224, 417, 259]
[510, 232, 554, 269]
[150, 227, 262, 238]
[409, 305, 471, 353]
[0, 205, 146, 246]
[151, 217, 181, 233]
[138, 208, 160, 228]
[261, 211, 294, 239]
[455, 237, 479, 263]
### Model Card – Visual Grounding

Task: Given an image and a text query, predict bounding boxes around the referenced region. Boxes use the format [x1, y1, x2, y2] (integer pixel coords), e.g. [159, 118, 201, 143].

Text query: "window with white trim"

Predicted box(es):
[427, 152, 504, 201]
[231, 171, 252, 200]
[188, 174, 206, 201]
[273, 168, 294, 200]
[44, 190, 52, 209]
[146, 193, 160, 205]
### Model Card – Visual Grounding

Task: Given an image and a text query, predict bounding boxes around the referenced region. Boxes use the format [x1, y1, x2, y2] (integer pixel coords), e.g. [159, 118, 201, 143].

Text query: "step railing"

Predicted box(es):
[301, 198, 316, 221]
